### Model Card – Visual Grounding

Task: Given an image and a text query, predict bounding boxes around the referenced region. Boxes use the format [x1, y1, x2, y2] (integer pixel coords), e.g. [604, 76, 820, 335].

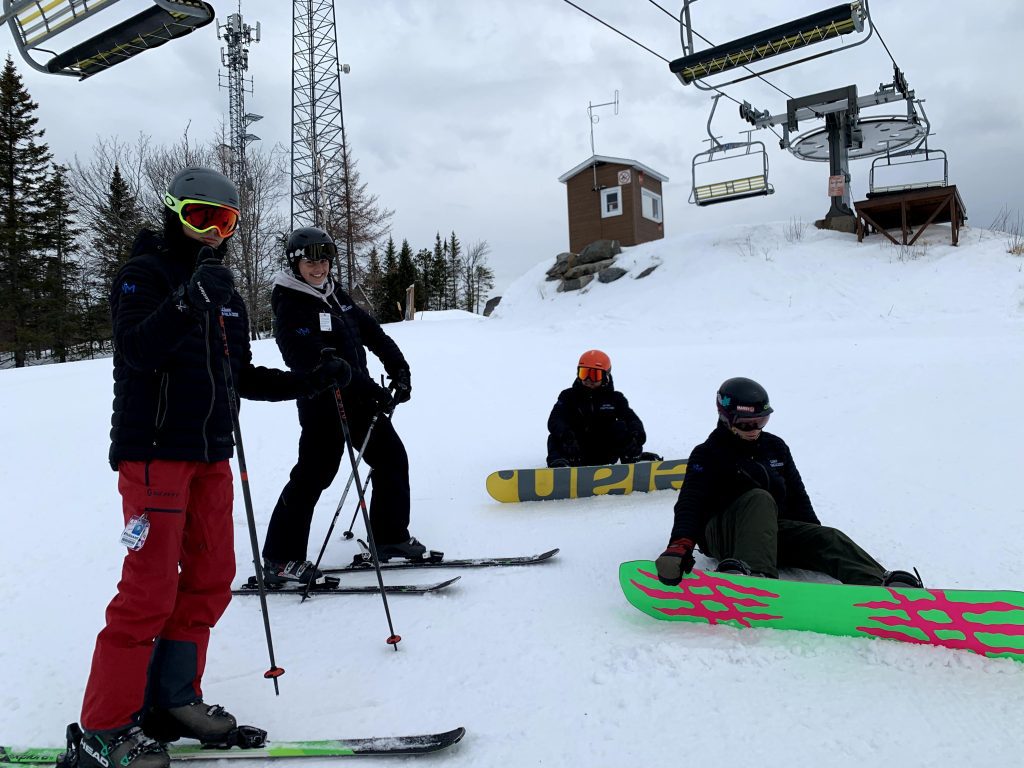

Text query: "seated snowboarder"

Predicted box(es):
[546, 349, 659, 468]
[655, 376, 922, 588]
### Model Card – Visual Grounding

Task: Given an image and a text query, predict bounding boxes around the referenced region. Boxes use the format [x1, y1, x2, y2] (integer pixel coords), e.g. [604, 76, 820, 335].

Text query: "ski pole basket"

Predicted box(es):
[2, 0, 214, 80]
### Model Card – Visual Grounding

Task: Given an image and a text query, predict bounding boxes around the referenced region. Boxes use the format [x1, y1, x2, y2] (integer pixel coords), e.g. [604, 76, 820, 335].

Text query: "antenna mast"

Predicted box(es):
[587, 90, 619, 190]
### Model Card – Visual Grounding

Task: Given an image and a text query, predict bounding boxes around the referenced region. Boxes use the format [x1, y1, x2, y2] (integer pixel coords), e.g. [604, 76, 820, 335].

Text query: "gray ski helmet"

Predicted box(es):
[286, 226, 337, 273]
[716, 377, 773, 425]
[163, 167, 240, 211]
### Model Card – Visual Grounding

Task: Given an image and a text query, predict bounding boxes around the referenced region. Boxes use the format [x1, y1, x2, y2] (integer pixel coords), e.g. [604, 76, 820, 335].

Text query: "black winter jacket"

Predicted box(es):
[670, 424, 820, 546]
[108, 230, 304, 468]
[547, 378, 645, 454]
[271, 271, 408, 400]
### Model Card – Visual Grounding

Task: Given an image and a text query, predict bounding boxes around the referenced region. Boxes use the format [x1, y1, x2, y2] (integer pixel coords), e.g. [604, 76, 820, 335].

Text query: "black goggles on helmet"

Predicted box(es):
[730, 414, 770, 432]
[293, 242, 338, 262]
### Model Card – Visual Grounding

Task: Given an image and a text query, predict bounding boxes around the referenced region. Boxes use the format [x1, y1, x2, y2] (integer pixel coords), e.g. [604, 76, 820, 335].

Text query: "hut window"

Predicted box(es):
[601, 186, 622, 218]
[641, 188, 663, 223]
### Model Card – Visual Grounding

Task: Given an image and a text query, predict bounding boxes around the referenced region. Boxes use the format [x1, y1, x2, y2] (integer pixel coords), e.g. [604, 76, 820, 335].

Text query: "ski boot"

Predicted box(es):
[262, 558, 328, 586]
[882, 568, 924, 589]
[141, 701, 266, 748]
[373, 536, 443, 563]
[59, 722, 169, 768]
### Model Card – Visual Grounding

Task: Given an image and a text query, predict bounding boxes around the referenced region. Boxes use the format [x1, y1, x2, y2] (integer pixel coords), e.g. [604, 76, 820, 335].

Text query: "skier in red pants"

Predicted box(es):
[70, 167, 350, 768]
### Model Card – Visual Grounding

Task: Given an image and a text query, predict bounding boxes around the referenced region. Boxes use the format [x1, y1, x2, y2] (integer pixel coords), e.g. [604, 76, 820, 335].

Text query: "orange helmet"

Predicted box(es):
[578, 349, 611, 371]
[577, 349, 611, 385]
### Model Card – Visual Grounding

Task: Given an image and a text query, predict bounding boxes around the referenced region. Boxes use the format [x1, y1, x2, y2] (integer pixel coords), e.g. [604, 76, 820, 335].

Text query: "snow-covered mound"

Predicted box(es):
[2, 221, 1023, 766]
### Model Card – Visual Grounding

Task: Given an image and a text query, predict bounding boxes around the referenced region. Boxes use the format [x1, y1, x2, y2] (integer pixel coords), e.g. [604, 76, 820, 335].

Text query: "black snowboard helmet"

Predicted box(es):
[716, 377, 773, 428]
[286, 226, 337, 276]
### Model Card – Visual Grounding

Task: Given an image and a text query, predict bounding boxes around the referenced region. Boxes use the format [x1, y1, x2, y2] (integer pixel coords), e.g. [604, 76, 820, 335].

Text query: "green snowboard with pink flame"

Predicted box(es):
[619, 561, 1024, 662]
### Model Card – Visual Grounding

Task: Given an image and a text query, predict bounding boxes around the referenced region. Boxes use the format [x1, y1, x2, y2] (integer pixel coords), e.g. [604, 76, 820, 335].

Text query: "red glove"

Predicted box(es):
[655, 537, 696, 586]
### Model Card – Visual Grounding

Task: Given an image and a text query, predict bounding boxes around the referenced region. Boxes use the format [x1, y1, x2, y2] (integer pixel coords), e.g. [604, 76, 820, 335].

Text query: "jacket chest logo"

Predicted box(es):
[220, 307, 240, 318]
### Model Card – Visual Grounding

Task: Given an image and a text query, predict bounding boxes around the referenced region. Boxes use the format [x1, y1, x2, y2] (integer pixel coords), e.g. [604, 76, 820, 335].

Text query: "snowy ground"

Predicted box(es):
[2, 222, 1023, 766]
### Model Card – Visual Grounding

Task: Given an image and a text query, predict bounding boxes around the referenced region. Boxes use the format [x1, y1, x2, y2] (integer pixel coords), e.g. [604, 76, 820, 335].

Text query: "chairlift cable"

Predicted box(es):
[559, 0, 785, 141]
[559, 0, 671, 63]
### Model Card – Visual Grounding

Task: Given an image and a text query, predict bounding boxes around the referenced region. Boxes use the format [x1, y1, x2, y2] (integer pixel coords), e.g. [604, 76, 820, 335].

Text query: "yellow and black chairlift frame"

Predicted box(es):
[2, 0, 214, 80]
[671, 0, 873, 90]
[690, 93, 774, 206]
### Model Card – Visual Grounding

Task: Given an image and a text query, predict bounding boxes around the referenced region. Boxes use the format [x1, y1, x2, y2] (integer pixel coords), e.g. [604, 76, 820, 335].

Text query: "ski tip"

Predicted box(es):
[539, 548, 560, 560]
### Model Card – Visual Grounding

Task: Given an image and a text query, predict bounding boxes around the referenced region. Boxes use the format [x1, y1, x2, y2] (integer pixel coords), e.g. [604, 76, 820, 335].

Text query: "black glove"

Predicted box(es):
[559, 436, 582, 465]
[186, 257, 234, 309]
[364, 380, 397, 414]
[622, 433, 644, 462]
[305, 348, 352, 396]
[390, 368, 412, 403]
[655, 538, 696, 586]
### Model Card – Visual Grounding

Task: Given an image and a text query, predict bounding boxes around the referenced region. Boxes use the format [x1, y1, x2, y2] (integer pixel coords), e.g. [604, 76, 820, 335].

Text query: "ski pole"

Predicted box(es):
[340, 471, 373, 540]
[328, 382, 402, 649]
[341, 377, 398, 540]
[302, 393, 393, 601]
[216, 312, 285, 692]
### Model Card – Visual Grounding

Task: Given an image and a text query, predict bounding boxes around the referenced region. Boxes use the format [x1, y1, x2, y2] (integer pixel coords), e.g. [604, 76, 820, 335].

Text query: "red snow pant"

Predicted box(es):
[81, 460, 236, 732]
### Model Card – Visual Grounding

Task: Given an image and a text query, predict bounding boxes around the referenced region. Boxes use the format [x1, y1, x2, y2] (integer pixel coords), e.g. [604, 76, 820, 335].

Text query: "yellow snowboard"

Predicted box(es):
[485, 459, 687, 503]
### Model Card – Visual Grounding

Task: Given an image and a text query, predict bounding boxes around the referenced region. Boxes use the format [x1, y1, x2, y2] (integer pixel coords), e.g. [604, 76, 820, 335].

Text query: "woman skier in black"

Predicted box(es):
[261, 227, 426, 585]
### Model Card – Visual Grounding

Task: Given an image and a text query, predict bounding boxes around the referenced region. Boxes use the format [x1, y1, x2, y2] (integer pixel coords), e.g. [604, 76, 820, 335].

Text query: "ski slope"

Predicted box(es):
[2, 222, 1023, 766]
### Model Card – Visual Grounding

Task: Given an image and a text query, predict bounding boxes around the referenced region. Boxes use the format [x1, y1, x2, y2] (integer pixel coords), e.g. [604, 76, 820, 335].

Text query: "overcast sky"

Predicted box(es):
[4, 0, 1022, 294]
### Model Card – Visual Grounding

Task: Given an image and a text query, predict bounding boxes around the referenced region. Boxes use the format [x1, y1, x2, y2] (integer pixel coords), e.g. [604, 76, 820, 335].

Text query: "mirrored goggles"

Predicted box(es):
[577, 366, 605, 383]
[167, 197, 240, 238]
[297, 242, 338, 262]
[731, 414, 770, 432]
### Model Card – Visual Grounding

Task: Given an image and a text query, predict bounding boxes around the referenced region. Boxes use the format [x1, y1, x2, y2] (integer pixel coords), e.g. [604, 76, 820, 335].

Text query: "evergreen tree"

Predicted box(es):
[0, 55, 52, 367]
[447, 231, 462, 309]
[362, 245, 384, 315]
[92, 164, 145, 298]
[413, 247, 432, 311]
[430, 233, 447, 310]
[379, 237, 401, 322]
[395, 238, 417, 319]
[36, 165, 83, 362]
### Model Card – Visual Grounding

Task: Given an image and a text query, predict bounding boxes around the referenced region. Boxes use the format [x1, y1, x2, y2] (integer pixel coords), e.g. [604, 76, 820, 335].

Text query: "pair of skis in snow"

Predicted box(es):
[232, 548, 561, 596]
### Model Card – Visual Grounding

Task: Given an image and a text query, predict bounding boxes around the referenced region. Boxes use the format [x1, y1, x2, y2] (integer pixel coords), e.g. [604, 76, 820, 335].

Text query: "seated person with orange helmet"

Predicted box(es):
[546, 350, 658, 468]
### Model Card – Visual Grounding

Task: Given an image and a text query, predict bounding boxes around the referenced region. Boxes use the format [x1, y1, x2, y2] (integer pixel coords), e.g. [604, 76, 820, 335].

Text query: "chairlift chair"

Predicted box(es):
[672, 0, 873, 90]
[3, 0, 214, 80]
[690, 140, 775, 206]
[689, 95, 774, 206]
[869, 145, 948, 195]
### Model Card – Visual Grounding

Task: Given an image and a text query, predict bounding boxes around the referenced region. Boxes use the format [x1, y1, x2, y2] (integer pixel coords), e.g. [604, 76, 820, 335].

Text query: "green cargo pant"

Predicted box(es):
[703, 489, 886, 585]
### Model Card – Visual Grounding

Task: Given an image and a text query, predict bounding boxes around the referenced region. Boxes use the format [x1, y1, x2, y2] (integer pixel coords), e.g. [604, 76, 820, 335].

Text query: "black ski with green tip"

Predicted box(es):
[326, 547, 560, 573]
[231, 575, 461, 596]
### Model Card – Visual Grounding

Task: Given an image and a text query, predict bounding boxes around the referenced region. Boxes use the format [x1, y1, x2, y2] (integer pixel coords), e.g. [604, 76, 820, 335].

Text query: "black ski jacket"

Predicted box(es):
[108, 230, 304, 469]
[271, 271, 409, 407]
[547, 378, 645, 458]
[669, 424, 820, 546]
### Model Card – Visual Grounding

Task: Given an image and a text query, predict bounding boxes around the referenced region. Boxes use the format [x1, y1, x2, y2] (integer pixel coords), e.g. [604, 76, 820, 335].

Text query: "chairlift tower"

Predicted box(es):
[218, 3, 262, 188]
